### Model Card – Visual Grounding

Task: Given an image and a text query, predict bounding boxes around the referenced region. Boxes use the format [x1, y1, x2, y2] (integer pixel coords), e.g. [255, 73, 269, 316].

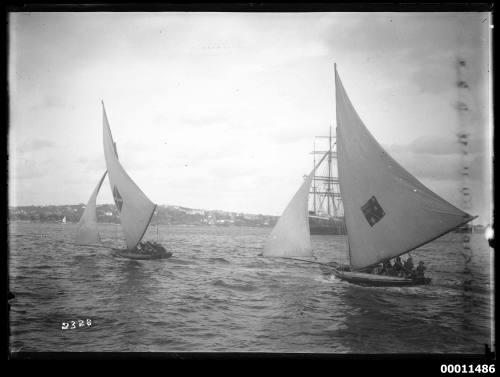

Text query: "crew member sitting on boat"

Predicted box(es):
[382, 260, 393, 275]
[152, 241, 172, 257]
[371, 260, 384, 275]
[369, 264, 382, 275]
[135, 241, 171, 257]
[415, 261, 426, 281]
[393, 256, 404, 277]
[403, 256, 415, 278]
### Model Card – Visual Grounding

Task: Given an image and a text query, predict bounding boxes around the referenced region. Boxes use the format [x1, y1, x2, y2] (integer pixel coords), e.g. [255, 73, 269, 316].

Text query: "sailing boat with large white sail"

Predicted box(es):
[75, 102, 172, 260]
[332, 64, 475, 286]
[102, 102, 171, 259]
[263, 64, 476, 287]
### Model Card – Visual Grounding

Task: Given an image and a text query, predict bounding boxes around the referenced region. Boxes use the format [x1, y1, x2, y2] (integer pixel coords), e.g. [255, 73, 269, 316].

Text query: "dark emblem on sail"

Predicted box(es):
[361, 196, 385, 227]
[113, 186, 123, 212]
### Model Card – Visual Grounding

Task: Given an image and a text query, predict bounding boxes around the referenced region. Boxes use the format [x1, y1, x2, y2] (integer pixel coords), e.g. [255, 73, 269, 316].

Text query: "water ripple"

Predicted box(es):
[8, 222, 493, 353]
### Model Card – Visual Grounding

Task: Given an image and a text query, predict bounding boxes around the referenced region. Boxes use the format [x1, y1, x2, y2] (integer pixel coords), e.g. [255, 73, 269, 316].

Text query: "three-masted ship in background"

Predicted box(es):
[308, 126, 346, 235]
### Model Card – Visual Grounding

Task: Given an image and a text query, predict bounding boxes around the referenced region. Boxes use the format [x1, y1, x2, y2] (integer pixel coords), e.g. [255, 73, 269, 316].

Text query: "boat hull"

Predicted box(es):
[333, 270, 431, 287]
[112, 248, 173, 260]
[309, 215, 346, 235]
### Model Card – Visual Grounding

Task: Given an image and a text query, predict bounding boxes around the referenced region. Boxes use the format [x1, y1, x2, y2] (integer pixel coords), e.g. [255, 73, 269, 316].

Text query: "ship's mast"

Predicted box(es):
[327, 125, 332, 216]
[309, 126, 342, 218]
[313, 140, 317, 214]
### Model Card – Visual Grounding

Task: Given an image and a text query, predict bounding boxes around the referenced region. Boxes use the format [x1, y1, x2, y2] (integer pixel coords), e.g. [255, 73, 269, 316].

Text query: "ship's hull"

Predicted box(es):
[112, 248, 173, 260]
[309, 215, 346, 235]
[333, 270, 431, 287]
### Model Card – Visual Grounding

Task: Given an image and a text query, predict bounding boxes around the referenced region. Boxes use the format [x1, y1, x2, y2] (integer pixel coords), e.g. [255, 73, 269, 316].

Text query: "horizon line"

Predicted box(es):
[8, 202, 281, 217]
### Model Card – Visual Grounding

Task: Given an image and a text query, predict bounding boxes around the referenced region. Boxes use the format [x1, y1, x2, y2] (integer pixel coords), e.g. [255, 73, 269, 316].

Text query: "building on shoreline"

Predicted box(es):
[8, 204, 278, 228]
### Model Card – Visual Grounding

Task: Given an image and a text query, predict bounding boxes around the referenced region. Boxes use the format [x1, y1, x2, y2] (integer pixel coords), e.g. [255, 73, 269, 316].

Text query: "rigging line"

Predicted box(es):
[281, 257, 344, 279]
[281, 257, 339, 270]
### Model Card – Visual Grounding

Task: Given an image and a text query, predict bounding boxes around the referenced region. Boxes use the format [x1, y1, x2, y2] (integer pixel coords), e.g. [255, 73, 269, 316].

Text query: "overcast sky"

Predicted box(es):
[8, 12, 492, 224]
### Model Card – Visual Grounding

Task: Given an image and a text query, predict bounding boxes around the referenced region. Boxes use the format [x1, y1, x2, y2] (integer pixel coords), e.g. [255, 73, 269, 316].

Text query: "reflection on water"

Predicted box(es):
[8, 222, 493, 353]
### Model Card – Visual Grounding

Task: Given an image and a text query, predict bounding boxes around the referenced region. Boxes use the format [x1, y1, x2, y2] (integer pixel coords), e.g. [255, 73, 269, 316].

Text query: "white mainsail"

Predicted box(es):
[75, 171, 107, 245]
[263, 152, 329, 257]
[335, 66, 475, 270]
[102, 102, 156, 250]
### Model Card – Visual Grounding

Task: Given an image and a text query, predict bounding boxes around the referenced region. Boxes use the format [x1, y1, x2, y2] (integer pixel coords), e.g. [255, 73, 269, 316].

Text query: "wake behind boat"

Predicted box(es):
[75, 102, 172, 260]
[263, 64, 475, 287]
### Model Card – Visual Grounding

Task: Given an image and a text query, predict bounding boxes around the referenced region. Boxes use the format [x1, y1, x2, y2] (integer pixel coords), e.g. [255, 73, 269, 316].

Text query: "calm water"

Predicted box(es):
[8, 222, 494, 353]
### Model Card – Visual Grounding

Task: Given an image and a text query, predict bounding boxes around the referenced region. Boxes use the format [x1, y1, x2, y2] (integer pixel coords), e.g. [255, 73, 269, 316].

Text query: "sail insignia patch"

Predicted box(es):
[113, 186, 123, 212]
[361, 196, 385, 227]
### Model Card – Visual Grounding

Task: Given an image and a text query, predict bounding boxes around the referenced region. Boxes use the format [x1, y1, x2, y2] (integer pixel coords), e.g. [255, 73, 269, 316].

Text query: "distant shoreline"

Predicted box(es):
[7, 219, 275, 228]
[8, 203, 278, 228]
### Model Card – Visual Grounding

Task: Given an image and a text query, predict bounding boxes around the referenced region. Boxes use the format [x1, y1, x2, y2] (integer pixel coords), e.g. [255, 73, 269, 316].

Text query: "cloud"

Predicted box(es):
[385, 130, 489, 183]
[408, 132, 487, 156]
[320, 12, 489, 102]
[180, 114, 230, 128]
[27, 95, 68, 111]
[469, 154, 489, 181]
[9, 159, 44, 180]
[391, 152, 462, 182]
[78, 155, 106, 172]
[29, 139, 57, 150]
[411, 15, 489, 96]
[11, 138, 58, 156]
[406, 134, 460, 156]
[207, 161, 260, 180]
[118, 139, 155, 153]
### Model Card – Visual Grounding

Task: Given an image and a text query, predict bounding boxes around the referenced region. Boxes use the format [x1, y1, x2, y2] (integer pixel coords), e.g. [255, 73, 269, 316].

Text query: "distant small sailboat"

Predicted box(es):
[264, 64, 476, 287]
[62, 216, 67, 224]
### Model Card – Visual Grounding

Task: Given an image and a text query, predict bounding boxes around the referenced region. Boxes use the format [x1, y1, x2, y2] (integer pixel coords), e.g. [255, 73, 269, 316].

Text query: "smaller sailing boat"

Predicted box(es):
[75, 102, 171, 260]
[61, 216, 67, 224]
